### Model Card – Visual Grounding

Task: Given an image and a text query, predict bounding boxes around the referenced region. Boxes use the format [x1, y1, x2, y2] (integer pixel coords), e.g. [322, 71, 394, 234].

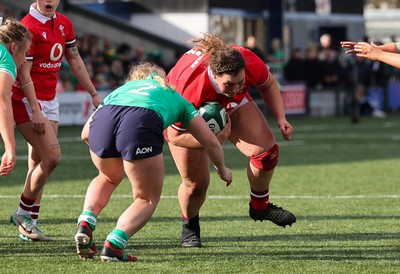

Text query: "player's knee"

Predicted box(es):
[46, 154, 61, 172]
[182, 178, 209, 196]
[249, 143, 279, 171]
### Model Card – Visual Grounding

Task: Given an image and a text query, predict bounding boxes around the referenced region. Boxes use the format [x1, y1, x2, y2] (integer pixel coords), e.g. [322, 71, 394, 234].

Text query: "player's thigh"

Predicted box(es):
[168, 143, 210, 183]
[28, 120, 59, 164]
[229, 101, 276, 157]
[49, 120, 59, 136]
[123, 154, 164, 201]
[17, 120, 61, 159]
[90, 151, 124, 183]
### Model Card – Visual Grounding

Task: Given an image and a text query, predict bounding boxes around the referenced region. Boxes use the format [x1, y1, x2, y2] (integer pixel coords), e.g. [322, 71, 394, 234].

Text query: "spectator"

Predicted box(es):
[108, 59, 125, 89]
[56, 70, 75, 93]
[103, 39, 117, 64]
[94, 73, 112, 92]
[268, 37, 284, 64]
[283, 48, 305, 82]
[116, 43, 136, 73]
[304, 46, 322, 88]
[369, 41, 390, 88]
[245, 35, 267, 63]
[320, 48, 343, 87]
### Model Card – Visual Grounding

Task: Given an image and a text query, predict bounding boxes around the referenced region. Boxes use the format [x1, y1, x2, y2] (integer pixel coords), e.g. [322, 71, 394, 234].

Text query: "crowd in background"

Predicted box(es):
[56, 33, 175, 94]
[0, 3, 177, 95]
[242, 33, 399, 96]
[29, 28, 400, 118]
[63, 33, 393, 96]
[2, 2, 400, 117]
[281, 35, 396, 90]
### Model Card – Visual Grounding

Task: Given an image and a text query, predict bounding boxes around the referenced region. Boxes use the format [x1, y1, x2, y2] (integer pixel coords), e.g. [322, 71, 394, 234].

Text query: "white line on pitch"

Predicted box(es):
[0, 194, 399, 199]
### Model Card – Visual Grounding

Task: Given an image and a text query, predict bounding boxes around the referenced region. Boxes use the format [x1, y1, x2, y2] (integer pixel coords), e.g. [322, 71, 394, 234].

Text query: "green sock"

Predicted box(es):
[106, 228, 129, 250]
[77, 211, 97, 231]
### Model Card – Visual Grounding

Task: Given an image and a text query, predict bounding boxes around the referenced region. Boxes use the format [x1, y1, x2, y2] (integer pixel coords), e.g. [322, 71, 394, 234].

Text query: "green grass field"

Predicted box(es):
[1, 114, 399, 273]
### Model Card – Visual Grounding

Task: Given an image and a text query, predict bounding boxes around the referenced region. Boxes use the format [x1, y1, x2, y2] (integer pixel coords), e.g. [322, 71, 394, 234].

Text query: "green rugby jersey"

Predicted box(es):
[0, 43, 17, 81]
[101, 79, 198, 129]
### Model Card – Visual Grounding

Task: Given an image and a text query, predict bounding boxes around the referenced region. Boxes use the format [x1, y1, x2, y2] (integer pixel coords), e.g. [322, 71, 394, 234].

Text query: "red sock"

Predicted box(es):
[182, 213, 199, 221]
[250, 189, 269, 210]
[31, 204, 40, 224]
[18, 194, 36, 214]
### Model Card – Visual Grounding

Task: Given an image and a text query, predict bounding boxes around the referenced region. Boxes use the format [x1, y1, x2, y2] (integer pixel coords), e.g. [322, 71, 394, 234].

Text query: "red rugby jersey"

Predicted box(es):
[167, 45, 269, 110]
[12, 5, 76, 101]
[166, 45, 269, 130]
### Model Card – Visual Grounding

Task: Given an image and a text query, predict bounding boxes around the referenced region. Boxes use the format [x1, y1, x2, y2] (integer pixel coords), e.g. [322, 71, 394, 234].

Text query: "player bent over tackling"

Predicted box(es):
[74, 62, 232, 262]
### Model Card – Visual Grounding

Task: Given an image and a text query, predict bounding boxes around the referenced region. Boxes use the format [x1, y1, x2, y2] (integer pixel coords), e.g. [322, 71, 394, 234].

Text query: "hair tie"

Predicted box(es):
[147, 73, 158, 80]
[22, 81, 34, 89]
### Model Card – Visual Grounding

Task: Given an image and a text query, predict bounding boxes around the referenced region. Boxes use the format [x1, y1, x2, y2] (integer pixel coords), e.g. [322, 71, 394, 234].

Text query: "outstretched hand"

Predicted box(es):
[341, 41, 381, 61]
[340, 41, 357, 50]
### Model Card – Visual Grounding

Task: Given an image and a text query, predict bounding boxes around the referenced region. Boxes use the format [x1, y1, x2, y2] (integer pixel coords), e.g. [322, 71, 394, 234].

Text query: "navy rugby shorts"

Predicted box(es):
[89, 105, 164, 160]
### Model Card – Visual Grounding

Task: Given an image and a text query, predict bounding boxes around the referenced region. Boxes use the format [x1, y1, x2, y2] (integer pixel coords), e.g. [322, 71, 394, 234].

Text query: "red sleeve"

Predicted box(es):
[61, 13, 76, 48]
[234, 46, 270, 87]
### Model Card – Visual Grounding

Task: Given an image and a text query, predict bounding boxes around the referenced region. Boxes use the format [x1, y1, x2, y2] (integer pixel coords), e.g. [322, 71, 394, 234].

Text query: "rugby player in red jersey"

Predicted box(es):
[10, 0, 102, 241]
[165, 33, 296, 247]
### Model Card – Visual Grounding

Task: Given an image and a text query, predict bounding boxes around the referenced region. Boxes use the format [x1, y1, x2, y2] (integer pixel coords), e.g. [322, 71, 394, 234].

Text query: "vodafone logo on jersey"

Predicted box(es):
[50, 43, 63, 61]
[39, 62, 62, 69]
[39, 43, 63, 69]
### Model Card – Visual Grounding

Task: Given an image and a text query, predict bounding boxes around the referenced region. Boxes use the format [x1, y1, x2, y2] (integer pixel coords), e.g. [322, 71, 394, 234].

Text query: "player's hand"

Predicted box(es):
[216, 167, 233, 187]
[31, 110, 47, 135]
[0, 150, 16, 176]
[352, 42, 381, 61]
[91, 93, 103, 109]
[278, 119, 293, 141]
[216, 115, 231, 144]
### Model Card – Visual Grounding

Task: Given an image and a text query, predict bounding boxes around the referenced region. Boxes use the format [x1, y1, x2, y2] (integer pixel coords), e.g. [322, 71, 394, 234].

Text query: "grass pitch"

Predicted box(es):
[0, 114, 399, 273]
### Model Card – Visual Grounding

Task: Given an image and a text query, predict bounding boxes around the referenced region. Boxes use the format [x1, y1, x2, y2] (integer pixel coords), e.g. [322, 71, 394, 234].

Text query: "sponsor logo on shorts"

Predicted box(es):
[136, 146, 153, 155]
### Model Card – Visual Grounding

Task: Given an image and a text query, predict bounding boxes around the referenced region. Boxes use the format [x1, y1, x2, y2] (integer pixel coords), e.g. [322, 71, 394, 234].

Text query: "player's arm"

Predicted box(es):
[167, 119, 230, 149]
[65, 45, 102, 108]
[186, 115, 232, 186]
[341, 41, 398, 53]
[378, 42, 398, 53]
[345, 42, 400, 69]
[166, 126, 203, 149]
[257, 74, 293, 141]
[18, 61, 47, 134]
[371, 49, 400, 68]
[0, 72, 16, 175]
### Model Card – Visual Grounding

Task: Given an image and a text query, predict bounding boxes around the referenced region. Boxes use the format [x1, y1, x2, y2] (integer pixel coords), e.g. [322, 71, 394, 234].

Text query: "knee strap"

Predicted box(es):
[250, 143, 279, 171]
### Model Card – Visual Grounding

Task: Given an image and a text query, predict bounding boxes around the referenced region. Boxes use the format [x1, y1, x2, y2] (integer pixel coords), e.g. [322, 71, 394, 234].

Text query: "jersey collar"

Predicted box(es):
[207, 66, 224, 95]
[29, 4, 57, 24]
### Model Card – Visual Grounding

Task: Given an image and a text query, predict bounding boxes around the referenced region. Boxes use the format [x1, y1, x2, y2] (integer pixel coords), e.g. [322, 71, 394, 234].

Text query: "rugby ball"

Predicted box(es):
[199, 102, 227, 134]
